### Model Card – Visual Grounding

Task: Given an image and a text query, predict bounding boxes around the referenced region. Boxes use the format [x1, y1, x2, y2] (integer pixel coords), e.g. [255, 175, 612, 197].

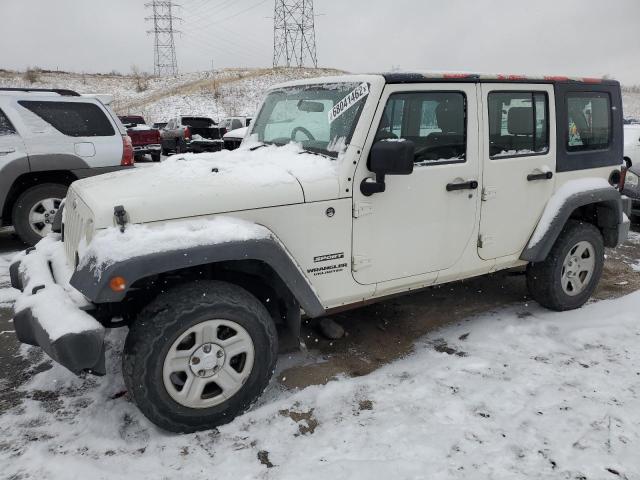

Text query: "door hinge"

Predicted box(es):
[352, 255, 372, 271]
[353, 202, 373, 218]
[477, 234, 495, 248]
[481, 187, 497, 202]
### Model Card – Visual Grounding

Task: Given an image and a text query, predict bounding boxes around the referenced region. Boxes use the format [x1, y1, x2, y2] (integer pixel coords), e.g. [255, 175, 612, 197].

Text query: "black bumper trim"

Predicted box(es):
[11, 259, 106, 376]
[14, 308, 106, 375]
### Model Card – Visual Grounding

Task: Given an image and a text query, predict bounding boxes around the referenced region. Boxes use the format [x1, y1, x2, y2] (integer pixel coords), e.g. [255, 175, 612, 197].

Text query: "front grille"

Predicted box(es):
[63, 189, 92, 267]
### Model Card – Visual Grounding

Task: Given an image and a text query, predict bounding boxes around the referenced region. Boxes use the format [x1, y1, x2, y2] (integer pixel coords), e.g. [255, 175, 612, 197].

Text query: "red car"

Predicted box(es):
[119, 115, 162, 162]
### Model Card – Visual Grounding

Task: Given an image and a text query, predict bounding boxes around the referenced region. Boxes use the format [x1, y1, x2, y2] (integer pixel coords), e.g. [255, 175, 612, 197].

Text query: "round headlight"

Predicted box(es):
[626, 171, 639, 188]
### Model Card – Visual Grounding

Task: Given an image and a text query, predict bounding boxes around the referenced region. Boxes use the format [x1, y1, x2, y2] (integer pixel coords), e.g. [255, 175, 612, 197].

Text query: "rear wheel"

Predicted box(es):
[12, 183, 68, 246]
[151, 152, 161, 162]
[526, 220, 604, 311]
[122, 280, 278, 433]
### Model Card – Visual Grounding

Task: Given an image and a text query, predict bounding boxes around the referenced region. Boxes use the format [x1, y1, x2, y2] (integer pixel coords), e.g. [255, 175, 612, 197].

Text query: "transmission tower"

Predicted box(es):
[146, 0, 180, 77]
[273, 0, 318, 68]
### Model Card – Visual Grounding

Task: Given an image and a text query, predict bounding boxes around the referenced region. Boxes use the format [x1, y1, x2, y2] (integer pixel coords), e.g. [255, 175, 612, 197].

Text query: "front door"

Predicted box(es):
[478, 84, 556, 260]
[352, 84, 480, 285]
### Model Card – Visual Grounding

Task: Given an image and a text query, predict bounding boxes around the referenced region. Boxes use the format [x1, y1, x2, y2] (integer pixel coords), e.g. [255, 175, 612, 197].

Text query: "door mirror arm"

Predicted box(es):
[360, 139, 415, 196]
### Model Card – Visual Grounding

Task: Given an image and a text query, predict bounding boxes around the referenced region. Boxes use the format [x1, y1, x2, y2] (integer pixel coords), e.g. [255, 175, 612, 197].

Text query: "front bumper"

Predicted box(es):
[11, 238, 106, 375]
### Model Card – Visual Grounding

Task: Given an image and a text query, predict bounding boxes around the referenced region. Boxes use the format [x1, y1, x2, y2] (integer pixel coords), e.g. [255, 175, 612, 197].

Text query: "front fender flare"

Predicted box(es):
[70, 238, 326, 318]
[520, 186, 624, 262]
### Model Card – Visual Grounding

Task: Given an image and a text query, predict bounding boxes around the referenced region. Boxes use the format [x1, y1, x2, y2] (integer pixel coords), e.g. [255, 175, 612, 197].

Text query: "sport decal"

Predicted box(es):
[328, 83, 369, 123]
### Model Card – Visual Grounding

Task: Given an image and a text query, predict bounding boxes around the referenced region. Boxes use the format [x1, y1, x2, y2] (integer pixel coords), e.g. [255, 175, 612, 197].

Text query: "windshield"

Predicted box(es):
[251, 82, 370, 157]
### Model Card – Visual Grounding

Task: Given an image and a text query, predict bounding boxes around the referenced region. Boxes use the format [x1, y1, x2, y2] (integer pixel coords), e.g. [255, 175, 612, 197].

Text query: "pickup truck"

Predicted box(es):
[118, 115, 162, 162]
[161, 116, 224, 154]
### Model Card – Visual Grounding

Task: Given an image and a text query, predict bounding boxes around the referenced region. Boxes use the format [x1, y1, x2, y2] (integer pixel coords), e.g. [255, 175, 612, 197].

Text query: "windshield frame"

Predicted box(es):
[250, 82, 370, 158]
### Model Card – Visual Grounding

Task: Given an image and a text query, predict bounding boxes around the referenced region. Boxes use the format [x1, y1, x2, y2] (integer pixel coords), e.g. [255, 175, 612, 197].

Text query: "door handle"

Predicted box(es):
[446, 180, 478, 191]
[527, 171, 553, 181]
[0, 147, 16, 155]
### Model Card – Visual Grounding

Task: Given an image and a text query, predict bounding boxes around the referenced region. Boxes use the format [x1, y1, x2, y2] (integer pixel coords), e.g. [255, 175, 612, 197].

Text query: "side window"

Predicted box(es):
[231, 119, 243, 130]
[375, 92, 466, 165]
[488, 91, 549, 158]
[0, 109, 17, 136]
[18, 101, 115, 137]
[567, 92, 611, 151]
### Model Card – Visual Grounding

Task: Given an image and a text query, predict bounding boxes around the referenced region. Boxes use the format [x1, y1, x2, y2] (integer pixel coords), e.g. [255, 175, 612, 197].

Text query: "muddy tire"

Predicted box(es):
[12, 183, 68, 246]
[122, 280, 278, 433]
[526, 220, 604, 311]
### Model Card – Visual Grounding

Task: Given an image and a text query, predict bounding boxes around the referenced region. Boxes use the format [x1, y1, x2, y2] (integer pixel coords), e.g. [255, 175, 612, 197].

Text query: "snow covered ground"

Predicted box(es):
[1, 252, 640, 478]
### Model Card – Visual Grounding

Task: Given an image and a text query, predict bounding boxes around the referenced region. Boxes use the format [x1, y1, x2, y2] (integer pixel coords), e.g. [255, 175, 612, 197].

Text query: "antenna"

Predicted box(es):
[146, 0, 180, 76]
[273, 0, 318, 68]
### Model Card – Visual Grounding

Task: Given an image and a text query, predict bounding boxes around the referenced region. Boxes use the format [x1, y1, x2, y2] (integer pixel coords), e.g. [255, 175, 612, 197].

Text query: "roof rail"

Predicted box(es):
[0, 87, 80, 96]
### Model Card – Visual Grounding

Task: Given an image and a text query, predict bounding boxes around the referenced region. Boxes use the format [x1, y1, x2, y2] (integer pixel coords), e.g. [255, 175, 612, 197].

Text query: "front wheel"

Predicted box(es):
[526, 220, 604, 311]
[122, 280, 278, 433]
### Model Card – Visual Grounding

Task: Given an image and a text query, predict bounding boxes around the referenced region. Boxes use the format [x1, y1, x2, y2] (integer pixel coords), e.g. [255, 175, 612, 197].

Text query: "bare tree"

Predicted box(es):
[23, 66, 41, 84]
[131, 65, 150, 93]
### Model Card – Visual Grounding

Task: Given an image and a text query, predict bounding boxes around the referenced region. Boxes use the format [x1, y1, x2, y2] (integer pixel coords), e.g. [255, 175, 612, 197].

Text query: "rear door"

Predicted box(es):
[17, 99, 122, 168]
[478, 84, 556, 259]
[0, 106, 30, 221]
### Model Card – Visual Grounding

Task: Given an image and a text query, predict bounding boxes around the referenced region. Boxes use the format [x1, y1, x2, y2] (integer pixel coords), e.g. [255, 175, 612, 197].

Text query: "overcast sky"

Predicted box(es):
[2, 0, 640, 84]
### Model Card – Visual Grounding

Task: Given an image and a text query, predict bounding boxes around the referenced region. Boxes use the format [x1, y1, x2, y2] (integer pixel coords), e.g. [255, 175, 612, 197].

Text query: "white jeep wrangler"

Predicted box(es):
[11, 73, 631, 433]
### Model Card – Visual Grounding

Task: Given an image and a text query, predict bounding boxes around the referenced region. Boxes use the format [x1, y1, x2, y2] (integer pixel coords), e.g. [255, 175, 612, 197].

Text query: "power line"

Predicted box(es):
[273, 0, 317, 68]
[146, 0, 180, 76]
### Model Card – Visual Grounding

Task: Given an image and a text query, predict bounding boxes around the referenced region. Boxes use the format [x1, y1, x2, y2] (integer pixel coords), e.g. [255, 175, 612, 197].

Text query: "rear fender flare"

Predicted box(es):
[520, 186, 623, 262]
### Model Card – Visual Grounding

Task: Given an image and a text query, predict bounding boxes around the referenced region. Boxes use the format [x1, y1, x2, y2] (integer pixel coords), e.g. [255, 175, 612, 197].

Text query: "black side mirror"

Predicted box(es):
[361, 139, 415, 196]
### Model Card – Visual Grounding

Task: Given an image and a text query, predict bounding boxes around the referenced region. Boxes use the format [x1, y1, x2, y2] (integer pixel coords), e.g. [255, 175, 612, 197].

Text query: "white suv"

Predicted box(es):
[11, 73, 630, 433]
[0, 88, 133, 245]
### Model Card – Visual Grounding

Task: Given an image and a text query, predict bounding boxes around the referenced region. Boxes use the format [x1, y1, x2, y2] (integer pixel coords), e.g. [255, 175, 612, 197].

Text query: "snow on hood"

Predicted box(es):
[79, 217, 270, 275]
[72, 142, 340, 227]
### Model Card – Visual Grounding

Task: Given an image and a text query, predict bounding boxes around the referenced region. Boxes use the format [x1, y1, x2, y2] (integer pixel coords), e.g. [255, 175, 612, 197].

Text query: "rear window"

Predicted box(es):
[18, 101, 115, 137]
[567, 92, 611, 152]
[182, 117, 215, 128]
[0, 109, 16, 135]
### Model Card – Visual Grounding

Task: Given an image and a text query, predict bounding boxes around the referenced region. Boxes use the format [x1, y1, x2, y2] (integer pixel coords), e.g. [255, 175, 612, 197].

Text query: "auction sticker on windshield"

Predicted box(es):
[328, 83, 369, 123]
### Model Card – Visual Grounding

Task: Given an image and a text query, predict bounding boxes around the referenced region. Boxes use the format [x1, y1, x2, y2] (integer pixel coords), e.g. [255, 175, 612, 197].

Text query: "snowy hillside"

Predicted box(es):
[3, 67, 640, 125]
[622, 88, 640, 119]
[0, 67, 343, 124]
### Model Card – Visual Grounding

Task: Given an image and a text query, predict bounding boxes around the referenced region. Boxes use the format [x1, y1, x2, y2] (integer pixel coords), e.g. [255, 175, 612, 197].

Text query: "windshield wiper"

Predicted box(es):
[249, 142, 268, 151]
[298, 149, 334, 160]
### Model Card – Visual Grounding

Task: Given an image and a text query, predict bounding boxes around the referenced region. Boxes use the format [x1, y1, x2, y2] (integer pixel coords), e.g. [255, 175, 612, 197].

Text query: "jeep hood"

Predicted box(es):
[72, 143, 340, 227]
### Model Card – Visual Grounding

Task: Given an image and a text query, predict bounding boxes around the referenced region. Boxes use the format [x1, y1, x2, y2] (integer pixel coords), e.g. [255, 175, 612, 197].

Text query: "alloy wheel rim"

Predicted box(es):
[561, 240, 596, 296]
[28, 197, 62, 238]
[162, 319, 255, 409]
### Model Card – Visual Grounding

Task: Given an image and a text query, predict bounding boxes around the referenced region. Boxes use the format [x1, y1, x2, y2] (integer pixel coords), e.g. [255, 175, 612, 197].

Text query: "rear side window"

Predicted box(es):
[488, 92, 549, 158]
[567, 92, 611, 151]
[231, 119, 243, 130]
[375, 91, 467, 166]
[0, 109, 16, 135]
[18, 101, 115, 137]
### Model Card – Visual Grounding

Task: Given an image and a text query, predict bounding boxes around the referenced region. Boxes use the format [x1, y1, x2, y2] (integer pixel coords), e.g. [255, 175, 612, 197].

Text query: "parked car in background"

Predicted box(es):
[0, 87, 133, 245]
[222, 126, 248, 150]
[152, 121, 168, 130]
[219, 116, 252, 133]
[161, 116, 224, 154]
[119, 115, 161, 162]
[623, 124, 640, 217]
